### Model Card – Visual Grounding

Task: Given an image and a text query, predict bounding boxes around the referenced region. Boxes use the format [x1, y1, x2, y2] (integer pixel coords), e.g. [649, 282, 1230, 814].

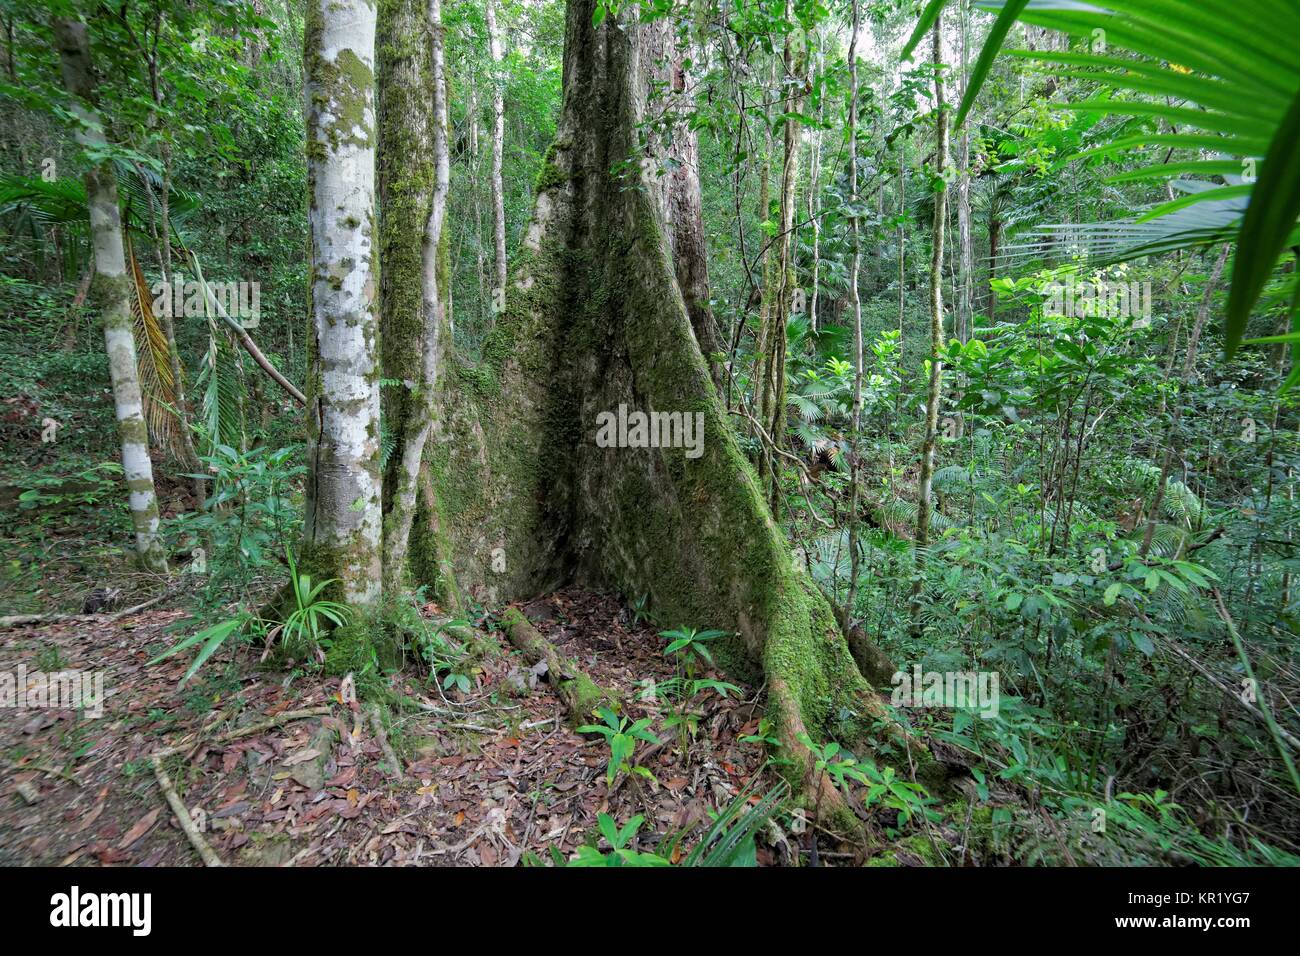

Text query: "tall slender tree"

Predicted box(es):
[845, 0, 865, 620]
[753, 5, 805, 513]
[54, 18, 168, 574]
[378, 0, 451, 594]
[302, 0, 382, 605]
[485, 0, 508, 302]
[913, 14, 949, 577]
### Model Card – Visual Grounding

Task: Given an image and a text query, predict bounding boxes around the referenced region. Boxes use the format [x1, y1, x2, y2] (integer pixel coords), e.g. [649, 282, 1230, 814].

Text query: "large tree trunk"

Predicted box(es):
[302, 0, 382, 605]
[424, 1, 936, 815]
[640, 19, 724, 384]
[54, 19, 168, 574]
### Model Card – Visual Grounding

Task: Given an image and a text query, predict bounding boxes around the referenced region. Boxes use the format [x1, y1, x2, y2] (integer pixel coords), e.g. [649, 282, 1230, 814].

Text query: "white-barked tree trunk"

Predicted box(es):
[54, 19, 168, 575]
[303, 0, 382, 605]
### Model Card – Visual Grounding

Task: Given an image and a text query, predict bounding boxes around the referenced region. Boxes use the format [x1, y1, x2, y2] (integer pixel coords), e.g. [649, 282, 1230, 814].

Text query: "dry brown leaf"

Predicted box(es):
[117, 806, 161, 850]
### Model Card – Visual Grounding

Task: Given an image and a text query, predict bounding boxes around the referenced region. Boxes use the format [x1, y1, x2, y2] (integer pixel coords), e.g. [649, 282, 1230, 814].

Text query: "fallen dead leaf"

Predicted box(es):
[283, 748, 322, 767]
[118, 806, 162, 849]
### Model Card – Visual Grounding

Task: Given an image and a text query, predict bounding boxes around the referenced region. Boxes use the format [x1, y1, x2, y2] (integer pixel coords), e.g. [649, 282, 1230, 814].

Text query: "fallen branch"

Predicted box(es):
[1155, 634, 1300, 752]
[0, 589, 177, 630]
[498, 607, 613, 719]
[146, 705, 334, 866]
[187, 249, 307, 407]
[1207, 589, 1300, 796]
[151, 755, 225, 867]
[8, 761, 81, 786]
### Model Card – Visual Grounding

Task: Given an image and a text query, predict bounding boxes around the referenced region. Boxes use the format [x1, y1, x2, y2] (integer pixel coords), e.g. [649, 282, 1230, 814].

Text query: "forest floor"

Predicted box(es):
[0, 588, 807, 866]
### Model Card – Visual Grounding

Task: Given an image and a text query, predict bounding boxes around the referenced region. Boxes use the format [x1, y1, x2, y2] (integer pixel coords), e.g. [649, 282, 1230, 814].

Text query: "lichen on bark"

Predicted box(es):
[302, 0, 383, 605]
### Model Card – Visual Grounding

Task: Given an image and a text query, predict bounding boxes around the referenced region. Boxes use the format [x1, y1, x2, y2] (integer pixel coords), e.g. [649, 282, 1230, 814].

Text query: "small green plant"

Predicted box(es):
[567, 814, 671, 867]
[801, 734, 870, 793]
[270, 545, 351, 655]
[657, 626, 735, 755]
[34, 643, 66, 672]
[669, 780, 789, 866]
[631, 594, 656, 625]
[659, 626, 727, 672]
[173, 441, 305, 598]
[576, 705, 660, 787]
[661, 676, 740, 756]
[414, 615, 476, 694]
[799, 733, 937, 831]
[860, 763, 938, 828]
[553, 780, 789, 867]
[740, 716, 780, 749]
[150, 547, 348, 684]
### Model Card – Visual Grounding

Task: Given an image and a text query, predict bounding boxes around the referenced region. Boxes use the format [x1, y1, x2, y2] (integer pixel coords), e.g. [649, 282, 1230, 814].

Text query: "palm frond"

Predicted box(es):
[127, 237, 183, 459]
[920, 0, 1300, 359]
[188, 253, 249, 456]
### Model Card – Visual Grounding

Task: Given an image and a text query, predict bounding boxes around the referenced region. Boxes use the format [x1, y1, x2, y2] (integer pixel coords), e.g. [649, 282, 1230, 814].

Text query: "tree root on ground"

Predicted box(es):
[498, 606, 614, 720]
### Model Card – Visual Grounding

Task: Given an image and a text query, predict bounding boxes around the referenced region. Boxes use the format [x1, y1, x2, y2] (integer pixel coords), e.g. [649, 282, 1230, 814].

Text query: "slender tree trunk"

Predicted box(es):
[486, 0, 508, 301]
[844, 0, 865, 621]
[157, 145, 206, 512]
[986, 213, 1002, 318]
[378, 0, 450, 595]
[806, 31, 825, 334]
[146, 43, 205, 510]
[896, 153, 906, 414]
[914, 15, 949, 575]
[54, 19, 168, 574]
[302, 0, 382, 605]
[467, 68, 488, 327]
[754, 10, 803, 514]
[1140, 244, 1230, 555]
[955, 0, 974, 342]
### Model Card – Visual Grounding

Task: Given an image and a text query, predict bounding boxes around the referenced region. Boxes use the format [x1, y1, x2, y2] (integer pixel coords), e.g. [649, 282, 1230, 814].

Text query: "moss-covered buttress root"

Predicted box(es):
[415, 0, 942, 818]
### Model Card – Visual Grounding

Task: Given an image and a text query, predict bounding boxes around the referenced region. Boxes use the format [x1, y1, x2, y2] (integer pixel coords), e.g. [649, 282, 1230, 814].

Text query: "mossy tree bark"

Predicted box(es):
[377, 0, 450, 596]
[422, 1, 923, 813]
[54, 19, 168, 574]
[375, 0, 460, 605]
[302, 0, 382, 605]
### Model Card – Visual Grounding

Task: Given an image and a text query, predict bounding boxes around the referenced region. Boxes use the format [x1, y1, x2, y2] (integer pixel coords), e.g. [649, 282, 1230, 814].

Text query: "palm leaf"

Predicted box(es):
[190, 254, 248, 456]
[127, 236, 183, 459]
[912, 0, 1300, 360]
